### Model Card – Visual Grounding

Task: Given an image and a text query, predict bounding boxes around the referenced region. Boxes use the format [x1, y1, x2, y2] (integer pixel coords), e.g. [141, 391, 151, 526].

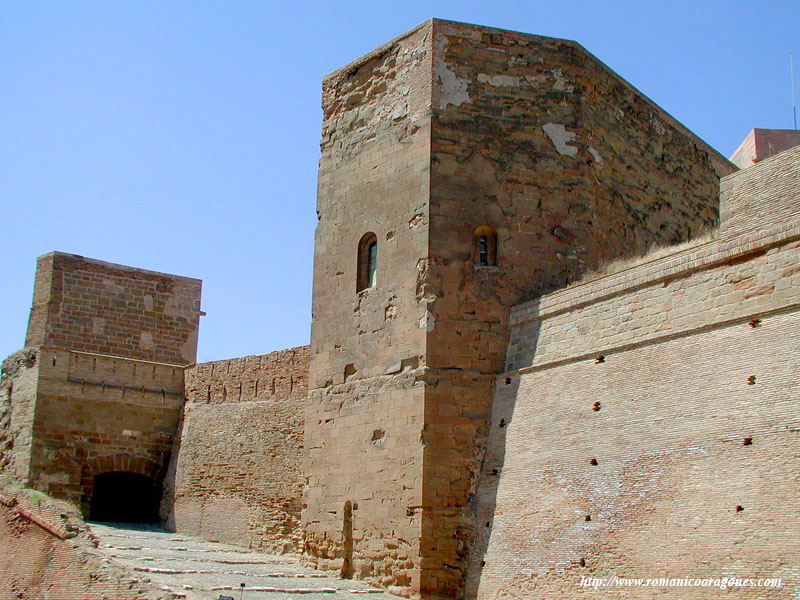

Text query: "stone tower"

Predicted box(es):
[303, 19, 734, 599]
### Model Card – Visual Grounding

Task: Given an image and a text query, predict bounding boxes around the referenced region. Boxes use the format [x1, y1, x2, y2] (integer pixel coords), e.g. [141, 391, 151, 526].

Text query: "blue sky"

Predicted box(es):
[1, 1, 798, 362]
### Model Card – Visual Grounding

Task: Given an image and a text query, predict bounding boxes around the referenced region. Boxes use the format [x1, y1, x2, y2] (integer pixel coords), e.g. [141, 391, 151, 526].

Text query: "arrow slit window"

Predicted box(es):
[357, 233, 378, 292]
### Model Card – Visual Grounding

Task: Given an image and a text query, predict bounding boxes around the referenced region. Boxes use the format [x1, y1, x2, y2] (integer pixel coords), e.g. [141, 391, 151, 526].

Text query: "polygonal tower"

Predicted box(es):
[303, 19, 734, 599]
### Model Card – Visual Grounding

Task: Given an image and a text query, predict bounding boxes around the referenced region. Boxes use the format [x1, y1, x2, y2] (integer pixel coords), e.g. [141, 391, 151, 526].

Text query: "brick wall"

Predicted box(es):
[721, 145, 800, 237]
[468, 180, 800, 597]
[25, 252, 202, 365]
[164, 347, 308, 553]
[27, 347, 185, 512]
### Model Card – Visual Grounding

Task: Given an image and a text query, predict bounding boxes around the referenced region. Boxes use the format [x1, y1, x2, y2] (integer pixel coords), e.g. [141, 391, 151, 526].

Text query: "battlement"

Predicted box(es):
[184, 346, 308, 405]
[163, 346, 309, 553]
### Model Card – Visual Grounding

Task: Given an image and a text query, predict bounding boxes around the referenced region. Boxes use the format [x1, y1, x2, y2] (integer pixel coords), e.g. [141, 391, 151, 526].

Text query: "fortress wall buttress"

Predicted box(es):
[163, 346, 308, 553]
[469, 149, 800, 597]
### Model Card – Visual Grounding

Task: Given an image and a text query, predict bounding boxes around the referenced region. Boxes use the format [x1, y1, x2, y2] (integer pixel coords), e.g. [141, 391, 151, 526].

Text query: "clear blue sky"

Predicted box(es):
[1, 1, 798, 362]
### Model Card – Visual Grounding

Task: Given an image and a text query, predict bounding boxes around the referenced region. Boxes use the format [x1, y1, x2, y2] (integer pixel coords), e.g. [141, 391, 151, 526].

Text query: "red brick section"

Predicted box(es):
[730, 128, 800, 168]
[163, 346, 308, 553]
[0, 489, 165, 600]
[25, 252, 202, 365]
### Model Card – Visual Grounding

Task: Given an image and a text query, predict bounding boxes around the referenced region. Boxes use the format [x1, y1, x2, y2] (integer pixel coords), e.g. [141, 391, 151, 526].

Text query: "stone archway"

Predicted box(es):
[82, 454, 163, 522]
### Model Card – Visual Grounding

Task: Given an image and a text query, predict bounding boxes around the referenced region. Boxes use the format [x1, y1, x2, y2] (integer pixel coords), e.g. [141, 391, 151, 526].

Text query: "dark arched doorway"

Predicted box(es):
[89, 471, 161, 522]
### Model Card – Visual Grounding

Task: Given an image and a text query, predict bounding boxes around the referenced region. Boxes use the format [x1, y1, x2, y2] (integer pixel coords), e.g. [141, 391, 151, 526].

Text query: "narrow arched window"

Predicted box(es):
[367, 241, 377, 286]
[357, 232, 378, 292]
[473, 225, 497, 266]
[479, 236, 489, 265]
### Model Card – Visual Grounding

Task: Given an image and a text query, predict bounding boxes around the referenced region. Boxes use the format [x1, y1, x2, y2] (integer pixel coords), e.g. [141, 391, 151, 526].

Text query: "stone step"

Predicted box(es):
[89, 522, 392, 600]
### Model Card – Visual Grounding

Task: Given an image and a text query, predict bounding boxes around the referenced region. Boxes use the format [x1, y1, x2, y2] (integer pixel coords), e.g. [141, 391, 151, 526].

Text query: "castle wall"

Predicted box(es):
[0, 349, 39, 482]
[25, 252, 202, 365]
[721, 145, 800, 236]
[418, 19, 735, 598]
[26, 347, 184, 512]
[303, 21, 432, 593]
[304, 19, 739, 599]
[163, 347, 308, 553]
[0, 20, 795, 600]
[468, 154, 800, 597]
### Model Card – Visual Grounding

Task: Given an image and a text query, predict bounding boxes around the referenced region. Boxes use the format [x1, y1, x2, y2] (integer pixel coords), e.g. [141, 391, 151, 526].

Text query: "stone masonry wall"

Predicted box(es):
[26, 347, 185, 513]
[468, 168, 800, 598]
[310, 20, 432, 387]
[417, 19, 736, 598]
[25, 252, 202, 365]
[306, 19, 737, 599]
[0, 349, 40, 482]
[304, 20, 432, 595]
[164, 346, 308, 553]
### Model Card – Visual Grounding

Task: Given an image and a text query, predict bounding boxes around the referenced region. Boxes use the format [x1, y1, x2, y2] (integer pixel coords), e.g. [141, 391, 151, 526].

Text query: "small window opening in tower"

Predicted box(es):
[473, 225, 497, 266]
[368, 240, 377, 286]
[357, 232, 378, 292]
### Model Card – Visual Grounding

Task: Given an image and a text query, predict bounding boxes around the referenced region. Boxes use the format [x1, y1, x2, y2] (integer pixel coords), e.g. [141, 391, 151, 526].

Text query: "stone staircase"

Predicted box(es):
[89, 522, 392, 600]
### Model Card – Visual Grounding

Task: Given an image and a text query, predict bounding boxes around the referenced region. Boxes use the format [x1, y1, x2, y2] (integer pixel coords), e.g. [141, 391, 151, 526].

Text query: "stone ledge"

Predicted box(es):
[507, 301, 800, 376]
[511, 217, 800, 327]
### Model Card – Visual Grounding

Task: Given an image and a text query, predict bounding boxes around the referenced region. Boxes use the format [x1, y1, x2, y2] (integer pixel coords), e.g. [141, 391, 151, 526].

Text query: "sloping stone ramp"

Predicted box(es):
[90, 522, 392, 600]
